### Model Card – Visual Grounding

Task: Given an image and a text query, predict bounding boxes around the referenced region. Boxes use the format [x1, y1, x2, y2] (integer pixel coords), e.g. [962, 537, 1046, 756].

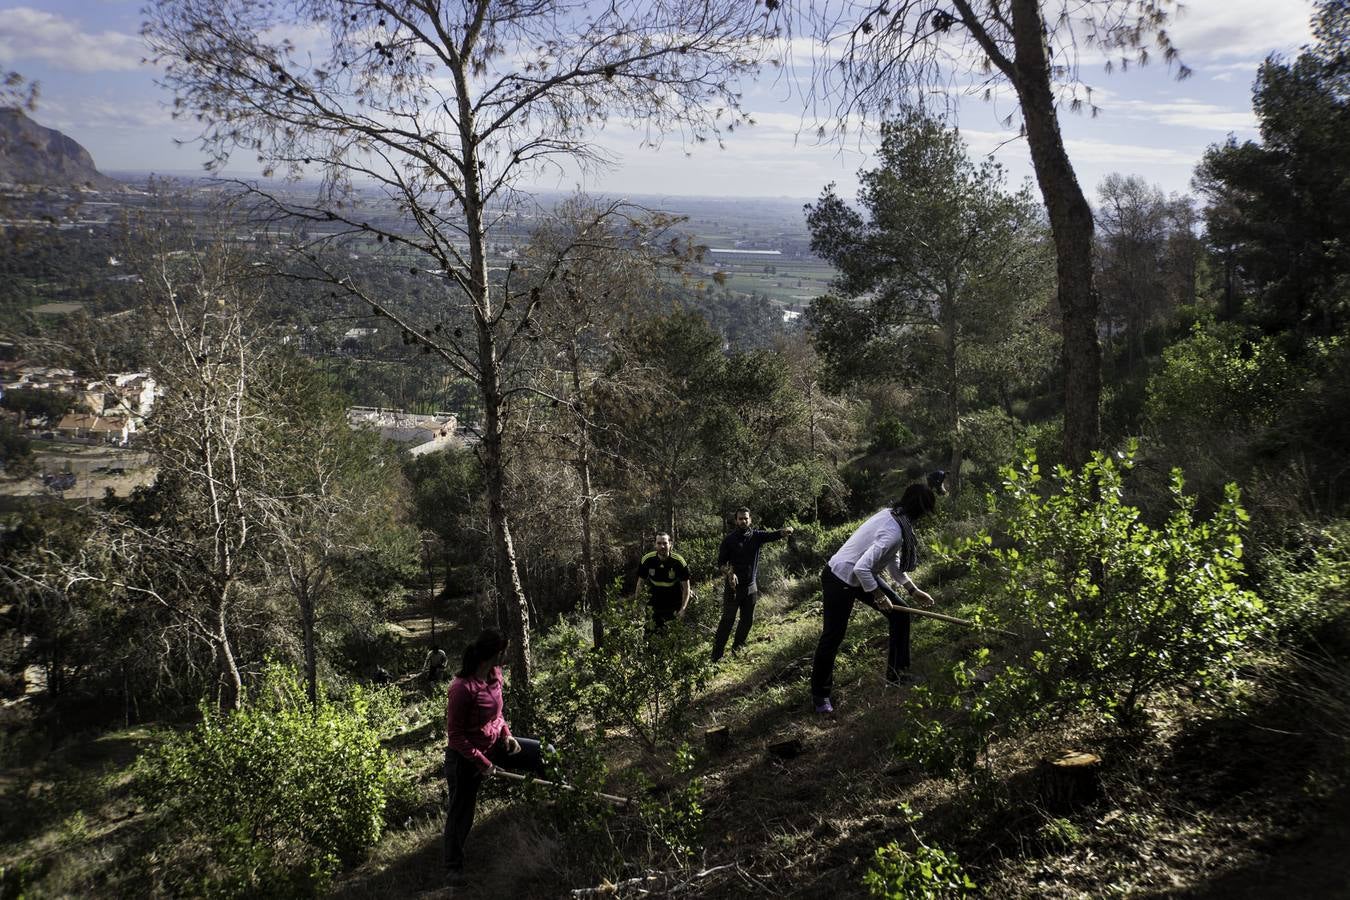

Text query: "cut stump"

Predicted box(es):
[705, 725, 731, 754]
[1039, 749, 1101, 812]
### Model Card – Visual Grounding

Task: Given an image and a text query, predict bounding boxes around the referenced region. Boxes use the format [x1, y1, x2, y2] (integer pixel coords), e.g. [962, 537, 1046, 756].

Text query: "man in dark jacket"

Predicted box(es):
[711, 507, 793, 661]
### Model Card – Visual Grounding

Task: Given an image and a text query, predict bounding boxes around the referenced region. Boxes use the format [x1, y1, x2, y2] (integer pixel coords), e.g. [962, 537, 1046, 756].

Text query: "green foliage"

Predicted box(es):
[959, 406, 1025, 481]
[1194, 0, 1350, 334]
[531, 618, 707, 875]
[980, 447, 1261, 722]
[134, 666, 398, 897]
[0, 387, 75, 421]
[634, 743, 705, 862]
[1256, 521, 1350, 638]
[908, 448, 1265, 779]
[0, 419, 32, 473]
[897, 649, 1027, 780]
[870, 415, 916, 453]
[806, 109, 1053, 470]
[543, 582, 710, 752]
[863, 805, 976, 899]
[1145, 322, 1297, 437]
[1037, 816, 1085, 852]
[782, 517, 865, 575]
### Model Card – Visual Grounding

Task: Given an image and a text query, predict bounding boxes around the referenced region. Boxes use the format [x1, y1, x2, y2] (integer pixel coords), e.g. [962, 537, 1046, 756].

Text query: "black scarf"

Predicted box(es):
[894, 512, 919, 574]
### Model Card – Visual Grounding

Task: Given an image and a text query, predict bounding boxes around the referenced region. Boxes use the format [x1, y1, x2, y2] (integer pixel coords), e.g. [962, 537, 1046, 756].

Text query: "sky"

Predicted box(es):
[0, 0, 1317, 202]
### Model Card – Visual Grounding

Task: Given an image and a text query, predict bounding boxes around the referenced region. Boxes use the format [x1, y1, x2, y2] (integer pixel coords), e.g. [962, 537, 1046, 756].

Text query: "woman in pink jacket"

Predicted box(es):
[443, 629, 545, 883]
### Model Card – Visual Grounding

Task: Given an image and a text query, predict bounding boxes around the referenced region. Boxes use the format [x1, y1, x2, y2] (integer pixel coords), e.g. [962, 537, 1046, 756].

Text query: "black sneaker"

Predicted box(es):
[885, 672, 926, 688]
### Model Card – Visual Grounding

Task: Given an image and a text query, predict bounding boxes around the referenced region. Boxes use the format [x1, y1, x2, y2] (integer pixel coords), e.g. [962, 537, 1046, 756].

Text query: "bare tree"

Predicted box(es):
[134, 247, 275, 711]
[255, 358, 415, 707]
[523, 197, 680, 646]
[144, 0, 769, 684]
[803, 0, 1189, 464]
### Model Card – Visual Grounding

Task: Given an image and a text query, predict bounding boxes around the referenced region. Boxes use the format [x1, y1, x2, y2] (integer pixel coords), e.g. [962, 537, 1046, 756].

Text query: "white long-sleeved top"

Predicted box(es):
[827, 508, 910, 592]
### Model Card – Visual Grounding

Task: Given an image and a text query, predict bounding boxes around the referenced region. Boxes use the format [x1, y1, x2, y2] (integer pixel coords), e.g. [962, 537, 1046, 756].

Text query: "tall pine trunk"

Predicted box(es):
[456, 61, 533, 690]
[1010, 0, 1101, 466]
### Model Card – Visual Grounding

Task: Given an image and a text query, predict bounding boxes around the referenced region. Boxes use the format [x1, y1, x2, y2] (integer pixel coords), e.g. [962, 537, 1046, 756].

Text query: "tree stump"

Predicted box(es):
[1039, 750, 1101, 812]
[768, 737, 804, 760]
[704, 725, 731, 754]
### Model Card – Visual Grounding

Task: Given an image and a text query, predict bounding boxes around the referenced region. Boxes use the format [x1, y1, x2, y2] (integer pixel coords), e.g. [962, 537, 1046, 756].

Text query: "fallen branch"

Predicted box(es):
[570, 863, 735, 897]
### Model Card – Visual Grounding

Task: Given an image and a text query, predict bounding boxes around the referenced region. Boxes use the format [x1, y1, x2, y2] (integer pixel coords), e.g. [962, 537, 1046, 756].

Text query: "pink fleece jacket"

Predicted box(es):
[445, 667, 513, 773]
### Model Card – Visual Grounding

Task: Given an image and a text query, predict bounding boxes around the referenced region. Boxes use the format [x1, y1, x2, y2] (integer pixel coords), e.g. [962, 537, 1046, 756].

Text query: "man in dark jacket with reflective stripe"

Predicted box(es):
[711, 507, 793, 661]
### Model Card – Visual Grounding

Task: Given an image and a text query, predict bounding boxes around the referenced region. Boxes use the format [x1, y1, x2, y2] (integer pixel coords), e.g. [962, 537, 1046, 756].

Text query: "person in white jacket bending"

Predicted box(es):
[809, 476, 944, 714]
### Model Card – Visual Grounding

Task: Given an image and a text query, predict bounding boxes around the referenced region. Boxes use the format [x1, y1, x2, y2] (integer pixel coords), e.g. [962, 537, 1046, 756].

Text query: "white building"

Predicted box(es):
[346, 407, 459, 456]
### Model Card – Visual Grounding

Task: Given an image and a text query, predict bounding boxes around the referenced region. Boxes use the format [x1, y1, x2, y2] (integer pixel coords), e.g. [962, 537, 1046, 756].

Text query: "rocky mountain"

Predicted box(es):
[0, 107, 123, 190]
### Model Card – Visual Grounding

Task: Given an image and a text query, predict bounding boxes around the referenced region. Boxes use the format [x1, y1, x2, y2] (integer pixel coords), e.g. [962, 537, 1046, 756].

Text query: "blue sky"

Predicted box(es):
[1, 0, 1315, 201]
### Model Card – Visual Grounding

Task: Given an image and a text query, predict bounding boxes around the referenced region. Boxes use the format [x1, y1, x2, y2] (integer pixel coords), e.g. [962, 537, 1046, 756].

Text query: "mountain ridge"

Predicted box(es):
[0, 107, 124, 191]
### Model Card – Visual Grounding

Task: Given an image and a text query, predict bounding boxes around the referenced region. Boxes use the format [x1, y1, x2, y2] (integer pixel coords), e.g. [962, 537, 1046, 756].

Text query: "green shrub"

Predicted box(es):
[871, 415, 917, 453]
[960, 406, 1023, 481]
[785, 517, 866, 575]
[1256, 521, 1350, 638]
[531, 615, 707, 878]
[135, 666, 398, 897]
[1037, 816, 1085, 851]
[978, 446, 1261, 722]
[863, 805, 975, 899]
[1145, 322, 1296, 439]
[905, 447, 1266, 779]
[543, 582, 710, 752]
[634, 743, 705, 863]
[897, 649, 1025, 780]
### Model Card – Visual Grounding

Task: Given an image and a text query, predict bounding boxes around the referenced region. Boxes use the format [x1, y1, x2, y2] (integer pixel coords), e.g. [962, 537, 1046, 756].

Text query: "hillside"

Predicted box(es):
[328, 563, 1350, 899]
[0, 108, 123, 191]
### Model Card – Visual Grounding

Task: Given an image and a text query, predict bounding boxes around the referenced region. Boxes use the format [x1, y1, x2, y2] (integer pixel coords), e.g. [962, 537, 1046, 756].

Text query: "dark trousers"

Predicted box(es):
[443, 736, 546, 873]
[711, 580, 758, 661]
[810, 566, 911, 702]
[651, 601, 680, 629]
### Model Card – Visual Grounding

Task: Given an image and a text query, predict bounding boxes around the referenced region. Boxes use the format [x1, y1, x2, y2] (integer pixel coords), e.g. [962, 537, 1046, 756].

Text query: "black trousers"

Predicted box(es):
[443, 736, 547, 873]
[810, 566, 911, 702]
[711, 580, 758, 661]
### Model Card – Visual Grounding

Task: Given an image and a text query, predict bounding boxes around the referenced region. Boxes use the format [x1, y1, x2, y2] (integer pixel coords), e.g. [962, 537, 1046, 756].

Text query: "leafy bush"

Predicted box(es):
[905, 448, 1266, 779]
[1145, 322, 1296, 440]
[784, 517, 866, 575]
[897, 649, 1025, 781]
[960, 406, 1023, 480]
[135, 666, 398, 897]
[871, 415, 917, 453]
[977, 446, 1261, 722]
[634, 743, 705, 862]
[1256, 521, 1350, 639]
[863, 805, 975, 899]
[542, 582, 710, 752]
[530, 616, 708, 879]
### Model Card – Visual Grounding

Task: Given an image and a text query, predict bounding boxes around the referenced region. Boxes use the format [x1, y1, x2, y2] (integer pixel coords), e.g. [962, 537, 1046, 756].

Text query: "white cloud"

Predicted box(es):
[1060, 137, 1197, 167]
[1168, 0, 1314, 61]
[1109, 98, 1257, 132]
[0, 6, 145, 73]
